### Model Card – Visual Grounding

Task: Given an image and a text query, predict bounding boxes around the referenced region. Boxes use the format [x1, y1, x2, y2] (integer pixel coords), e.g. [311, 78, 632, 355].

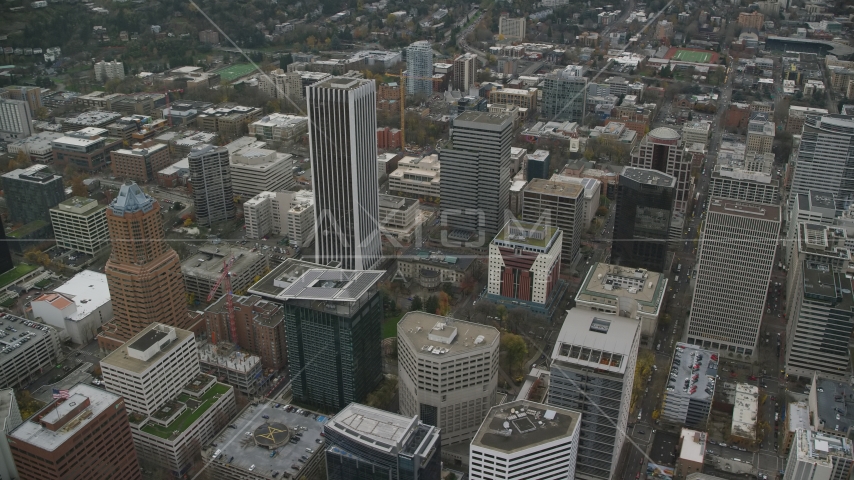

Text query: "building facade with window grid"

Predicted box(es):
[547, 310, 639, 480]
[685, 199, 780, 359]
[397, 312, 499, 447]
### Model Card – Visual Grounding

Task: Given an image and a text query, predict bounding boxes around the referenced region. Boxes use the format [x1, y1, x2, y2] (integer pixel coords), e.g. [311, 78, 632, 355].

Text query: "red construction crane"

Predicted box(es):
[163, 89, 184, 127]
[207, 255, 238, 348]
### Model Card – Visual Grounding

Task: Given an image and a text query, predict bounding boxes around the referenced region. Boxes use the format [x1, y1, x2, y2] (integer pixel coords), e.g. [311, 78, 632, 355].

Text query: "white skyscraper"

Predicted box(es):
[406, 41, 433, 97]
[685, 199, 780, 360]
[547, 309, 640, 480]
[789, 114, 854, 213]
[0, 98, 33, 140]
[307, 77, 381, 270]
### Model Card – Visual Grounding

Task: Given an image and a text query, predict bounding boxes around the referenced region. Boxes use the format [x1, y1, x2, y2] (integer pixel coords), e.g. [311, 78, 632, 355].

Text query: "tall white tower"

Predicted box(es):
[307, 77, 381, 270]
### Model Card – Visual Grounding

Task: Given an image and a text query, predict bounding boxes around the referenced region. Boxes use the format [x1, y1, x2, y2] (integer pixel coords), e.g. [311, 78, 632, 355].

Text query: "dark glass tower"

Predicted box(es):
[612, 167, 676, 272]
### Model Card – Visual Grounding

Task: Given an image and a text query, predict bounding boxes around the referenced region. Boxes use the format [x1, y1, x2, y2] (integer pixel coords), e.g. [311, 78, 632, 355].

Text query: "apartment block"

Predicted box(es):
[49, 196, 109, 255]
[686, 199, 780, 359]
[94, 60, 125, 83]
[453, 53, 477, 93]
[189, 144, 236, 225]
[1, 85, 42, 113]
[498, 13, 526, 41]
[406, 41, 434, 96]
[470, 400, 581, 480]
[110, 143, 172, 182]
[197, 342, 263, 396]
[0, 98, 33, 141]
[548, 310, 640, 480]
[243, 190, 315, 246]
[259, 69, 303, 99]
[522, 178, 585, 266]
[203, 294, 287, 371]
[397, 312, 499, 446]
[7, 384, 141, 480]
[542, 65, 587, 122]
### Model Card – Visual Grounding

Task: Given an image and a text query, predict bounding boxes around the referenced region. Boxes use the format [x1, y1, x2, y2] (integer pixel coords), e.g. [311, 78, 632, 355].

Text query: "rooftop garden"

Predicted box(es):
[8, 219, 49, 239]
[182, 373, 215, 395]
[140, 383, 230, 440]
[0, 264, 38, 287]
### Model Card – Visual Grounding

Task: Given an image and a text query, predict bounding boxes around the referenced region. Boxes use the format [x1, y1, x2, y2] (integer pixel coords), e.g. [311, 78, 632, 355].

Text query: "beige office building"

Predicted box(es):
[49, 196, 109, 255]
[397, 312, 499, 446]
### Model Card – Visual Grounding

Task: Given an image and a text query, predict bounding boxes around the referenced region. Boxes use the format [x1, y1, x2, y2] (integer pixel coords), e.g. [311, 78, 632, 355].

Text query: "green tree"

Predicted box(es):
[425, 295, 439, 315]
[501, 333, 528, 377]
[410, 295, 423, 311]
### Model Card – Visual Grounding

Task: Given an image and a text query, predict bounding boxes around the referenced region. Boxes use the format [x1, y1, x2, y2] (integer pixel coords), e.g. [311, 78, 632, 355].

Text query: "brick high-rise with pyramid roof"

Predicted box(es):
[97, 182, 191, 351]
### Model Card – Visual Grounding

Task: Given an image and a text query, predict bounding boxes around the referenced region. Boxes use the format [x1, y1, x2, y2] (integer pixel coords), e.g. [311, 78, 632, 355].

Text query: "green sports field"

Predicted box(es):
[672, 49, 712, 63]
[214, 63, 256, 81]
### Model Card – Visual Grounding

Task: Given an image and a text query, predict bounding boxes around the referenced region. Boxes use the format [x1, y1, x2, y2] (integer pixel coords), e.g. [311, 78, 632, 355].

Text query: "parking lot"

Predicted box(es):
[208, 402, 327, 479]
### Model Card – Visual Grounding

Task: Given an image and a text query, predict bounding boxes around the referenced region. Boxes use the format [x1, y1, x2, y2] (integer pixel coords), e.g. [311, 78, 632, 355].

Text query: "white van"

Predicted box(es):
[212, 449, 221, 459]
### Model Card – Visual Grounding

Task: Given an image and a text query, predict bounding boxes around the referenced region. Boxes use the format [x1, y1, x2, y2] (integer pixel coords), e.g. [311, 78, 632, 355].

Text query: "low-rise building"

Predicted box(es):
[731, 383, 759, 441]
[487, 220, 566, 316]
[30, 270, 112, 344]
[469, 400, 582, 480]
[61, 111, 121, 132]
[676, 429, 708, 479]
[230, 145, 294, 199]
[662, 343, 718, 428]
[182, 244, 268, 302]
[488, 87, 538, 112]
[248, 113, 307, 143]
[110, 143, 172, 183]
[0, 314, 62, 389]
[682, 122, 712, 148]
[52, 127, 121, 171]
[785, 401, 810, 454]
[388, 154, 441, 200]
[5, 131, 64, 163]
[574, 262, 667, 342]
[398, 246, 475, 288]
[378, 194, 421, 242]
[810, 375, 854, 438]
[196, 105, 264, 141]
[49, 196, 109, 256]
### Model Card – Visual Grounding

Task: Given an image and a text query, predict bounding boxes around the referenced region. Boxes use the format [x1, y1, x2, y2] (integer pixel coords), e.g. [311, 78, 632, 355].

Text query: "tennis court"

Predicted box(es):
[671, 49, 713, 63]
[214, 63, 256, 81]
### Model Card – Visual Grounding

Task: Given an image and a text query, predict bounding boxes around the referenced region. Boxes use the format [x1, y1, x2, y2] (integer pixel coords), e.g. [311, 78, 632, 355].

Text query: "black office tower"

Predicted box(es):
[0, 217, 14, 274]
[613, 167, 676, 272]
[249, 259, 385, 412]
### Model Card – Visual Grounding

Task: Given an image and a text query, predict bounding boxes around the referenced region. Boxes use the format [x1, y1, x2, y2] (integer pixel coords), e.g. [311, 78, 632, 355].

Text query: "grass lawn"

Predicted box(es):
[0, 264, 37, 287]
[382, 314, 403, 339]
[214, 63, 257, 81]
[141, 383, 230, 439]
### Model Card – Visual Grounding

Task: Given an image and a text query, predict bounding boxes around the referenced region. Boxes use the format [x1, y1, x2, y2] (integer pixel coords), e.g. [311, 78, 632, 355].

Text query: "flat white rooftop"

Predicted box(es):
[54, 270, 110, 321]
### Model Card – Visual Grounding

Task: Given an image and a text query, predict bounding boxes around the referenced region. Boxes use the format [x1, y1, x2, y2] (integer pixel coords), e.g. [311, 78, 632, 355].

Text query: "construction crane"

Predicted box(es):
[384, 71, 441, 149]
[207, 255, 238, 348]
[163, 89, 185, 127]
